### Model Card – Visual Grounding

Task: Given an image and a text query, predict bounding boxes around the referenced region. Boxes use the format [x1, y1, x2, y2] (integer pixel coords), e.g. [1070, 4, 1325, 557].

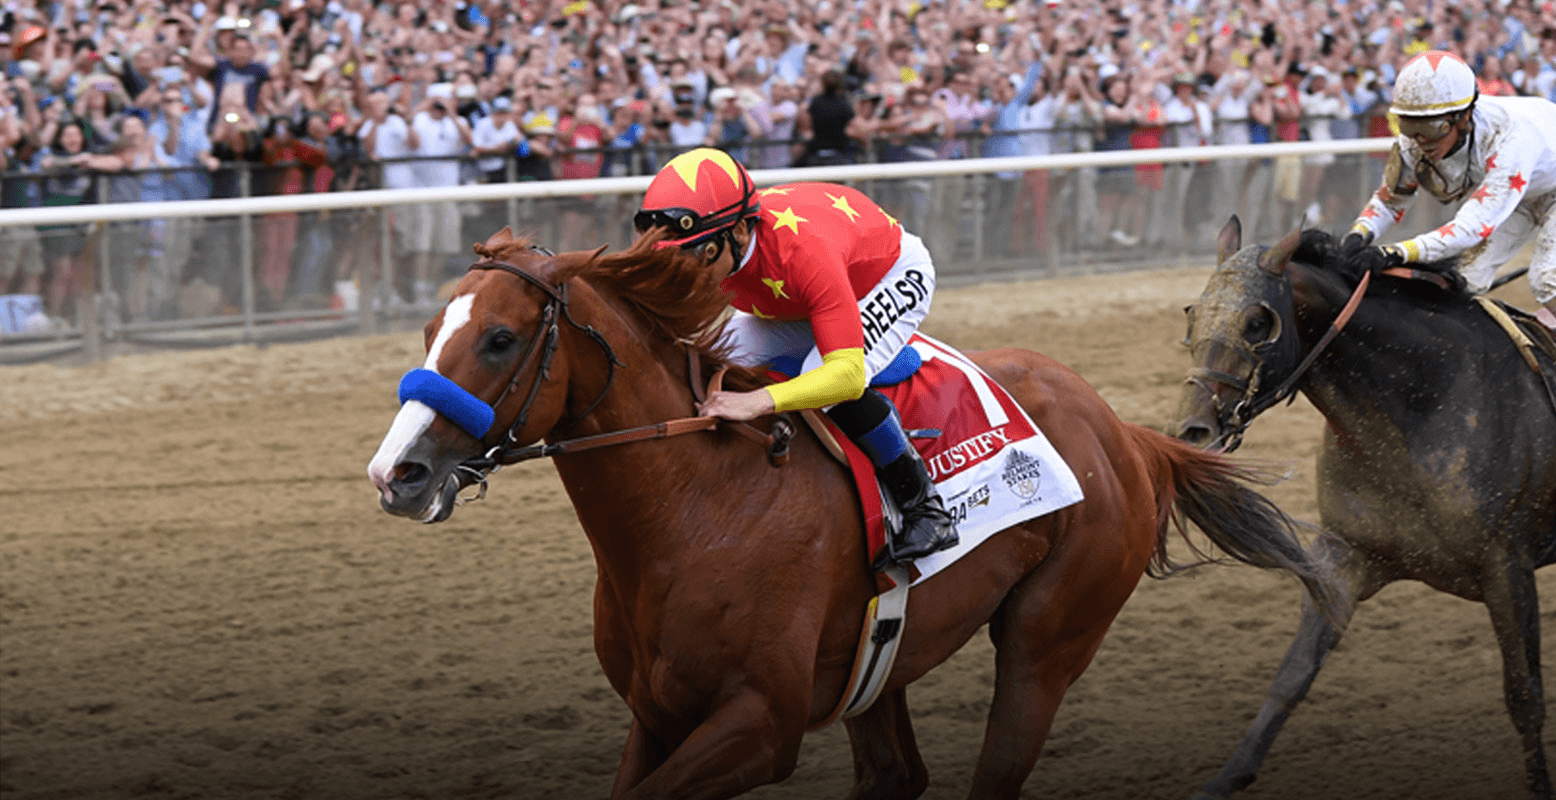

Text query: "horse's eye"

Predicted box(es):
[1244, 310, 1273, 343]
[487, 330, 518, 353]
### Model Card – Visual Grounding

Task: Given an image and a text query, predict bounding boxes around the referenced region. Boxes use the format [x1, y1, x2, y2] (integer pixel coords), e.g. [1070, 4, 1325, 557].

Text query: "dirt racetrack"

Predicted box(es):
[2, 266, 1550, 800]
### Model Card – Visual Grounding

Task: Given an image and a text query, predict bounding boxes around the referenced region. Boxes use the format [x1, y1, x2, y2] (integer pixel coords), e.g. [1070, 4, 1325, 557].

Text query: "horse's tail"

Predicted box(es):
[1127, 422, 1350, 626]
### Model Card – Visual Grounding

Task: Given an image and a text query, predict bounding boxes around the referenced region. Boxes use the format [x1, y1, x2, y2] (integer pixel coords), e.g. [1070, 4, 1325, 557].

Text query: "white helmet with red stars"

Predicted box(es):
[1390, 50, 1477, 117]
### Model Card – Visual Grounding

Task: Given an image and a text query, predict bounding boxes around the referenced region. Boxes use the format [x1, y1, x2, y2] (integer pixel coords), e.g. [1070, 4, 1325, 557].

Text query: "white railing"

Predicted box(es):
[0, 138, 1396, 363]
[0, 139, 1392, 227]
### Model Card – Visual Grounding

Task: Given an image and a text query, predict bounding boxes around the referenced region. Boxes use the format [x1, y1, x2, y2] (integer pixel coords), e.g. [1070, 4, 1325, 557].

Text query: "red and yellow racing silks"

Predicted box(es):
[720, 182, 906, 413]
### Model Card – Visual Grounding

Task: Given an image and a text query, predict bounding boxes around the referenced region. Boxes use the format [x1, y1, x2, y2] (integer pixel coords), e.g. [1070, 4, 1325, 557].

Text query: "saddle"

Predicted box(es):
[1475, 297, 1556, 411]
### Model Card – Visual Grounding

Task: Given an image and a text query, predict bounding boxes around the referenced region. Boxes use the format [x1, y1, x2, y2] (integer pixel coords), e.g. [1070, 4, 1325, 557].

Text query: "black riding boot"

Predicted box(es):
[876, 445, 959, 569]
[827, 389, 959, 570]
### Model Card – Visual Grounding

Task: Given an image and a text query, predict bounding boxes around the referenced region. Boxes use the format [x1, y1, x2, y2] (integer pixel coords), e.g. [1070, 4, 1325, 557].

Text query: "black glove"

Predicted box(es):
[1352, 244, 1404, 274]
[1339, 231, 1372, 257]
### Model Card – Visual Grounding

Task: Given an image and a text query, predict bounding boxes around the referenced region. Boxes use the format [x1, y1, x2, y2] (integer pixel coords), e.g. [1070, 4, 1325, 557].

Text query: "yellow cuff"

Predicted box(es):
[765, 348, 867, 413]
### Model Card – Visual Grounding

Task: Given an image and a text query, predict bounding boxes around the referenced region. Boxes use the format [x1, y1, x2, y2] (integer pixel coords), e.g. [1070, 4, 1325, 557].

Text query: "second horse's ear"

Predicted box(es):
[1256, 227, 1302, 276]
[1218, 216, 1242, 265]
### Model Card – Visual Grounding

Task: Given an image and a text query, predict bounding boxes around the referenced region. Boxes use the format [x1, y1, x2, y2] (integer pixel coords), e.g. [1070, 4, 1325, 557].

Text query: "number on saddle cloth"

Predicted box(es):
[398, 368, 496, 440]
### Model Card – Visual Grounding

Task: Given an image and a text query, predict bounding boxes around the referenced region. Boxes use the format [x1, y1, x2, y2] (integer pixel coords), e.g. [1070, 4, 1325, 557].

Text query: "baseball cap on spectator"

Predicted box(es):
[1171, 72, 1195, 88]
[13, 26, 45, 58]
[524, 112, 555, 135]
[214, 16, 238, 30]
[1097, 63, 1119, 81]
[709, 86, 736, 105]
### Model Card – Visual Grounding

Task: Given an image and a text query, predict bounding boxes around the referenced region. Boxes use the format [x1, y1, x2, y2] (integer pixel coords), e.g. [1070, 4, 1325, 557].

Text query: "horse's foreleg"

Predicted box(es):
[1194, 534, 1379, 800]
[618, 689, 805, 800]
[1482, 556, 1551, 799]
[841, 687, 928, 800]
[611, 717, 668, 799]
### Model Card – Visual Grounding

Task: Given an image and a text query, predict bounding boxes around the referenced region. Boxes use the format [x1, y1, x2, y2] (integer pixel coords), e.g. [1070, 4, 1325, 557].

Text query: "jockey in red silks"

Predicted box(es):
[1342, 50, 1556, 330]
[633, 147, 957, 569]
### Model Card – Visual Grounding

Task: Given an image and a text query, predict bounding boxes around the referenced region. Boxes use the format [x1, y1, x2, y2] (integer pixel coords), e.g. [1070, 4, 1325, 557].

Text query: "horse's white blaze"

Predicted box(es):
[426, 294, 475, 370]
[366, 293, 476, 498]
[367, 403, 438, 496]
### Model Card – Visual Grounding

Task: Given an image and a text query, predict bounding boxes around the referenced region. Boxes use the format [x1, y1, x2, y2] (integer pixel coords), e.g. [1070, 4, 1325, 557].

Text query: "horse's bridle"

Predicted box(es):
[1190, 267, 1385, 453]
[447, 251, 794, 503]
[451, 251, 623, 495]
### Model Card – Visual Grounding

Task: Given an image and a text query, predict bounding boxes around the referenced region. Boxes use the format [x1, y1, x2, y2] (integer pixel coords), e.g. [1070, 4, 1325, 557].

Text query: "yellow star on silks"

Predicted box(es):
[826, 192, 860, 222]
[750, 305, 775, 319]
[759, 187, 793, 196]
[769, 206, 807, 235]
[880, 208, 899, 228]
[761, 278, 789, 299]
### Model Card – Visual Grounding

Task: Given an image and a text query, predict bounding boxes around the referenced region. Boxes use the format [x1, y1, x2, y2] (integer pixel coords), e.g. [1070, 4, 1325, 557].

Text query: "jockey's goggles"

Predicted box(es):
[634, 196, 758, 249]
[1397, 114, 1455, 144]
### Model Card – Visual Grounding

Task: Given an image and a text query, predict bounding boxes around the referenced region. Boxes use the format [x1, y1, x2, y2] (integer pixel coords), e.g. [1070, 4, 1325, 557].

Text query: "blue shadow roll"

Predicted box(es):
[398, 368, 496, 439]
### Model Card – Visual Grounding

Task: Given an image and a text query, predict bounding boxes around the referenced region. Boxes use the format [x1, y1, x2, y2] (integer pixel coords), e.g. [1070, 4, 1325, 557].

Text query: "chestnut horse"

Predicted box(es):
[1173, 219, 1556, 799]
[367, 228, 1345, 799]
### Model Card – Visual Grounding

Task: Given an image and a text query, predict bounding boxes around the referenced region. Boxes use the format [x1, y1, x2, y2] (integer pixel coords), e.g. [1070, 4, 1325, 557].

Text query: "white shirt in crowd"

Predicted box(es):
[472, 114, 520, 174]
[359, 113, 414, 190]
[411, 110, 465, 188]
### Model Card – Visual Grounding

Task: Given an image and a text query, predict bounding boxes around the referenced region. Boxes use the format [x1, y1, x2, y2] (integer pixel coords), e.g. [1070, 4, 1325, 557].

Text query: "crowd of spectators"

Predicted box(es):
[1, 0, 1555, 327]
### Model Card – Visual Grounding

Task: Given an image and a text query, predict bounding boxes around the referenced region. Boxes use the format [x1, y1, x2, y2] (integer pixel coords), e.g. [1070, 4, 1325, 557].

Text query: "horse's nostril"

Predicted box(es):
[392, 461, 430, 489]
[1177, 423, 1213, 446]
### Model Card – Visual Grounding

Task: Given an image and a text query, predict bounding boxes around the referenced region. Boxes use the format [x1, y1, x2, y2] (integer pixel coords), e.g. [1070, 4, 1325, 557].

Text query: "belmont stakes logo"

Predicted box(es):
[1001, 449, 1042, 500]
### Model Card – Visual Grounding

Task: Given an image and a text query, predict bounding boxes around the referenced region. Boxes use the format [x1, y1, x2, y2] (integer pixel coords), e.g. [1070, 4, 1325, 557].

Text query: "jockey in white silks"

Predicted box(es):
[1341, 50, 1556, 330]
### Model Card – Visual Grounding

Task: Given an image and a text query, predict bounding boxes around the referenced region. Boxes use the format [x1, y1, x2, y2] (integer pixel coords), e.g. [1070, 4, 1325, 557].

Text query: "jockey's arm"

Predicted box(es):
[765, 347, 867, 413]
[1349, 141, 1416, 244]
[1387, 136, 1538, 264]
[765, 264, 872, 413]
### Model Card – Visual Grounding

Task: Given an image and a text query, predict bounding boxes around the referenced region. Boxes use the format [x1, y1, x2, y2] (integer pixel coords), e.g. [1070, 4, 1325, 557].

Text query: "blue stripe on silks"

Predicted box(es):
[856, 412, 909, 466]
[398, 368, 496, 439]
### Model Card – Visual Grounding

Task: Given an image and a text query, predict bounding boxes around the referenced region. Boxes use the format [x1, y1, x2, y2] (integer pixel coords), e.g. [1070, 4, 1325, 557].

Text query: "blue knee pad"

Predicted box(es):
[855, 410, 909, 467]
[398, 368, 495, 439]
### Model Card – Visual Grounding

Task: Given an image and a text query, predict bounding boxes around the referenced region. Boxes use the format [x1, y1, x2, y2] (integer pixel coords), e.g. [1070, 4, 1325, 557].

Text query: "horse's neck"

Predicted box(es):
[545, 283, 745, 576]
[1291, 268, 1482, 428]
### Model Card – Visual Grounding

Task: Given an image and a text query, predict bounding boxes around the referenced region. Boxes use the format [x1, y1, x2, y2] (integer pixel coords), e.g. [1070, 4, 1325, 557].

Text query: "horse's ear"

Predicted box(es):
[1257, 227, 1302, 276]
[1217, 216, 1242, 265]
[483, 226, 516, 251]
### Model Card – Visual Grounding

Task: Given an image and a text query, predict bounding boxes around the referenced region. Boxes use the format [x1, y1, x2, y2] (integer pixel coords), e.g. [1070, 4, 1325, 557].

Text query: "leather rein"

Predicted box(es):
[1195, 266, 1448, 453]
[452, 254, 794, 502]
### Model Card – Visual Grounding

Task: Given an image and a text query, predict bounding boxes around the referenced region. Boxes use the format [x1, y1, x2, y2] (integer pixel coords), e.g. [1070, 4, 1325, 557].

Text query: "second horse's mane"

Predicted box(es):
[1293, 229, 1469, 297]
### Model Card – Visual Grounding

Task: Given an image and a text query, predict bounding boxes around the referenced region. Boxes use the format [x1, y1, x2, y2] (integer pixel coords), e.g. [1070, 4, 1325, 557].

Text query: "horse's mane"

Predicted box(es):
[476, 230, 768, 391]
[1293, 229, 1469, 297]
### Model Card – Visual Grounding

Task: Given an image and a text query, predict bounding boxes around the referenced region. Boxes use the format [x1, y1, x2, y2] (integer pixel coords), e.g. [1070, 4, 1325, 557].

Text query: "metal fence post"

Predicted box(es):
[379, 204, 394, 314]
[505, 156, 520, 231]
[238, 162, 255, 343]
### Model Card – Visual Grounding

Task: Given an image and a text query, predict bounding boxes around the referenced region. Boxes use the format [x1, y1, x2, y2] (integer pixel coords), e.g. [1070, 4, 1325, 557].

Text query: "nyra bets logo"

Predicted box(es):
[1001, 449, 1042, 500]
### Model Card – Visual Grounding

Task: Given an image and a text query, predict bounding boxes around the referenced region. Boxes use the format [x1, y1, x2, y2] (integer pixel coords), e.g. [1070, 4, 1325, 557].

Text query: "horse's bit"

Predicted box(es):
[451, 253, 793, 503]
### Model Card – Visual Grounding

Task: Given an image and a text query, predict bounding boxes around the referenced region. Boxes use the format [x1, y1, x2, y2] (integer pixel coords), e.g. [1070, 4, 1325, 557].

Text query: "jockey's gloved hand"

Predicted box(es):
[1352, 244, 1405, 274]
[1339, 231, 1372, 257]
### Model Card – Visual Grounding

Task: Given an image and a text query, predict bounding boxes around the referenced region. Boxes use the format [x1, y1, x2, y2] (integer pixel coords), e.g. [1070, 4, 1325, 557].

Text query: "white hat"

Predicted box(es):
[427, 82, 455, 99]
[1391, 50, 1476, 116]
[710, 86, 737, 104]
[301, 53, 333, 82]
[1097, 63, 1120, 81]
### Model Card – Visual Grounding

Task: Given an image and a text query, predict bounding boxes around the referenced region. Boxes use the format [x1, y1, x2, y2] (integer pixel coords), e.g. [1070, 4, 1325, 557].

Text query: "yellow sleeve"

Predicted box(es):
[764, 348, 868, 413]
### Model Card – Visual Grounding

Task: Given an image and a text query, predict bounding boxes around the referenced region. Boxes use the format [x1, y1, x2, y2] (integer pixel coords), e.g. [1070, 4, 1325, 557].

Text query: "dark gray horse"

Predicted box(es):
[1173, 218, 1556, 799]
